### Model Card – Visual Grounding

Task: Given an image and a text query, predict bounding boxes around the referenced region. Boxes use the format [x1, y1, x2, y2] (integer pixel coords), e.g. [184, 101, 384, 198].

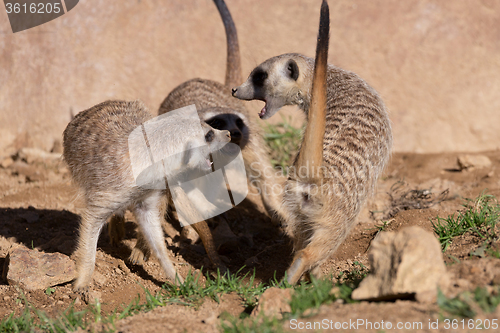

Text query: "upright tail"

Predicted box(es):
[295, 0, 330, 180]
[213, 0, 243, 88]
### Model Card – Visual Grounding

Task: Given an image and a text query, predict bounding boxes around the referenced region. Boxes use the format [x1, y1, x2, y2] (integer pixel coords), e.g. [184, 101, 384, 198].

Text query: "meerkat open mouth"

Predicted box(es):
[258, 103, 267, 119]
[206, 158, 213, 168]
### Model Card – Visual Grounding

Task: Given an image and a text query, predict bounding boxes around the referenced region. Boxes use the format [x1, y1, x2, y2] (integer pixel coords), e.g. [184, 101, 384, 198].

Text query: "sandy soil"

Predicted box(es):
[1, 149, 500, 332]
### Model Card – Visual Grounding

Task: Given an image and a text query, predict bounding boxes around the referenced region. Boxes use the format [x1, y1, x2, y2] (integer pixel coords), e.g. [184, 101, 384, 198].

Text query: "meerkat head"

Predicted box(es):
[232, 54, 313, 119]
[184, 122, 231, 171]
[200, 107, 249, 149]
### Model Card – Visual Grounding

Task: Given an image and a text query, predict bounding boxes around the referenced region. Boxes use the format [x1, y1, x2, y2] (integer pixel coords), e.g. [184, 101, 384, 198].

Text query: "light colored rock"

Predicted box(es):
[252, 287, 292, 319]
[17, 148, 61, 164]
[3, 247, 76, 290]
[457, 154, 492, 170]
[0, 157, 14, 169]
[352, 226, 448, 301]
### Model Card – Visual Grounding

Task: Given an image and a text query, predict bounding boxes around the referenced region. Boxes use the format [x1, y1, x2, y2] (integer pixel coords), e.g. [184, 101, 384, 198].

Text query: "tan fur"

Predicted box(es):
[112, 0, 285, 266]
[63, 100, 230, 291]
[233, 0, 392, 284]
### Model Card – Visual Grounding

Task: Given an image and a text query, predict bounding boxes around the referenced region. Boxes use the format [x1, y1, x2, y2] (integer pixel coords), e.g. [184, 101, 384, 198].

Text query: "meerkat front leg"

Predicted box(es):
[170, 186, 229, 274]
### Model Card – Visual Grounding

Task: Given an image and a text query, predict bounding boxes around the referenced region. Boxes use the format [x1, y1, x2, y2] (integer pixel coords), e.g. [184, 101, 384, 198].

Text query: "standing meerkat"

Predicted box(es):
[63, 100, 230, 291]
[232, 0, 392, 284]
[159, 0, 284, 218]
[112, 0, 285, 265]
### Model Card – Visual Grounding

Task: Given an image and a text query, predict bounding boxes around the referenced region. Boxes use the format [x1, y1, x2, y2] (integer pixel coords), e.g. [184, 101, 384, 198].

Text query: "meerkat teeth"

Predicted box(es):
[259, 105, 267, 118]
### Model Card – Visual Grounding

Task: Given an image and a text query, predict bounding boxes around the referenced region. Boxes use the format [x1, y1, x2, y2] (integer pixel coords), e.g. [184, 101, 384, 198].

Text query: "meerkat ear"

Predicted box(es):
[287, 60, 299, 81]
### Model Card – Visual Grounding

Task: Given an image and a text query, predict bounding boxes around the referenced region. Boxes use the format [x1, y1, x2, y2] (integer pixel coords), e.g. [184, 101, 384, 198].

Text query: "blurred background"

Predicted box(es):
[0, 0, 499, 155]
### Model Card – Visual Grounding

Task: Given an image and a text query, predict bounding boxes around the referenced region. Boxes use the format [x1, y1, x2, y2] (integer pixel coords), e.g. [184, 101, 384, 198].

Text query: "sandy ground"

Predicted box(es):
[1, 149, 500, 332]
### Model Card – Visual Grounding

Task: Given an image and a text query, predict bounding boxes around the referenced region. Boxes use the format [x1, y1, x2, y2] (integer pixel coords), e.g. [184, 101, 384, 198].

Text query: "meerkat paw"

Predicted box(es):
[72, 276, 91, 293]
[129, 247, 149, 265]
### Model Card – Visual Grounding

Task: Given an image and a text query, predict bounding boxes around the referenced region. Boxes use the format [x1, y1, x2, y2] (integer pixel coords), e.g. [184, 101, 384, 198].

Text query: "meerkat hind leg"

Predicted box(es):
[133, 192, 183, 284]
[73, 206, 111, 291]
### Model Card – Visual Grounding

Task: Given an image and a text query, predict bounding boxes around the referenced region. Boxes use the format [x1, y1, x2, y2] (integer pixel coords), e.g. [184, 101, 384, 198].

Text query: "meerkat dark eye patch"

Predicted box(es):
[287, 60, 299, 81]
[205, 130, 215, 143]
[251, 69, 268, 87]
[235, 118, 245, 129]
[206, 118, 226, 130]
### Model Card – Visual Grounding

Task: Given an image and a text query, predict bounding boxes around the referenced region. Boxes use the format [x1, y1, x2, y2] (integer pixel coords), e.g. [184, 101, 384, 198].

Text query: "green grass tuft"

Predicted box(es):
[438, 286, 500, 319]
[263, 116, 303, 171]
[220, 313, 284, 333]
[432, 192, 500, 251]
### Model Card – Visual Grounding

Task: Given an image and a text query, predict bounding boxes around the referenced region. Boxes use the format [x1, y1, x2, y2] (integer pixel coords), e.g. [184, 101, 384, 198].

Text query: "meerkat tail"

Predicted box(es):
[295, 0, 330, 180]
[213, 0, 242, 88]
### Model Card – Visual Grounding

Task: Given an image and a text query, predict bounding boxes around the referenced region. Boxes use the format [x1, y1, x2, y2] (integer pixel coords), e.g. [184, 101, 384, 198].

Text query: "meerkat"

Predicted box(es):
[111, 0, 285, 265]
[159, 0, 284, 216]
[232, 0, 393, 284]
[63, 100, 230, 291]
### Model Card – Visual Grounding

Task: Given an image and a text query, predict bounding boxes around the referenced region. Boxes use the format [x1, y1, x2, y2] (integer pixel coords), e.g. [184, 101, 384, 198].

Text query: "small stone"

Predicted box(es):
[83, 291, 102, 304]
[114, 268, 122, 275]
[17, 147, 61, 164]
[457, 154, 492, 171]
[3, 296, 11, 301]
[0, 157, 14, 169]
[252, 287, 292, 319]
[3, 247, 76, 290]
[118, 261, 130, 274]
[92, 271, 107, 286]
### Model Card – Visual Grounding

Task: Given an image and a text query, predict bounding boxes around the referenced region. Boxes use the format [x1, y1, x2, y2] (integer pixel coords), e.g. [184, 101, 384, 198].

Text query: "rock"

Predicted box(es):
[9, 161, 47, 182]
[3, 247, 76, 290]
[82, 290, 102, 305]
[352, 226, 448, 301]
[252, 287, 292, 319]
[17, 147, 61, 164]
[92, 271, 107, 286]
[0, 157, 14, 169]
[457, 154, 492, 171]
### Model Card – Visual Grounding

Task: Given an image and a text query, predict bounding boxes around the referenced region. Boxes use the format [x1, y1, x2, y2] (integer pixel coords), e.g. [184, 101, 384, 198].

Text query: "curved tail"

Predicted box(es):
[213, 0, 242, 88]
[295, 0, 330, 179]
